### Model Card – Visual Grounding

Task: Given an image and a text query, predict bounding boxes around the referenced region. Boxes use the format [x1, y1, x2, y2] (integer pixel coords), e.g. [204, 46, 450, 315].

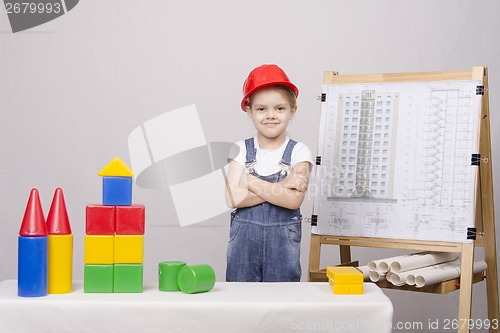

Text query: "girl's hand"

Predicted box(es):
[282, 167, 308, 192]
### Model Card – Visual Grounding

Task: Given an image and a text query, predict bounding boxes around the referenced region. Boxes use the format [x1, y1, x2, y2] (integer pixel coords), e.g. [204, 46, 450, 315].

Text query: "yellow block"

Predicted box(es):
[331, 283, 364, 295]
[98, 157, 134, 177]
[84, 235, 114, 264]
[48, 234, 73, 294]
[114, 235, 143, 264]
[326, 266, 364, 284]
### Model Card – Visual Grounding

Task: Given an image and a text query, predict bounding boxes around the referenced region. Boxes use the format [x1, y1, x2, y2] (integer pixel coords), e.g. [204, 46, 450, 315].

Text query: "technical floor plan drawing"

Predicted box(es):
[314, 79, 482, 242]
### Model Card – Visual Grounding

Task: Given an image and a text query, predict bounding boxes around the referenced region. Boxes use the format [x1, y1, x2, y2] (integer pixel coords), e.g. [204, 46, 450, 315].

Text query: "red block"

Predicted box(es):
[116, 205, 145, 235]
[86, 205, 115, 235]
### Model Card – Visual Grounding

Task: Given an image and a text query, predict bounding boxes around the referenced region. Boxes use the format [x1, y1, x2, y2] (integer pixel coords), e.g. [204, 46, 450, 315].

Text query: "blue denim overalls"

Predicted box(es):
[226, 138, 302, 282]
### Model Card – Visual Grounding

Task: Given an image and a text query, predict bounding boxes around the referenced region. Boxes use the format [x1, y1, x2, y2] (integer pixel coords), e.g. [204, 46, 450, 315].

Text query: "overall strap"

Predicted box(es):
[278, 139, 297, 177]
[281, 139, 297, 165]
[244, 138, 257, 174]
[244, 138, 256, 163]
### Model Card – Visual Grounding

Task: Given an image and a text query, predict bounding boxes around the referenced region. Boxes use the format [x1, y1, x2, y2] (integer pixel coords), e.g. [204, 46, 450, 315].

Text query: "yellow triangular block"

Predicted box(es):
[98, 157, 134, 177]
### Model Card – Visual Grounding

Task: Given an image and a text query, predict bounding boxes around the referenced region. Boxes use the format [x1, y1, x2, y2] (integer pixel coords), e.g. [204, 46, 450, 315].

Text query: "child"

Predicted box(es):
[225, 64, 313, 282]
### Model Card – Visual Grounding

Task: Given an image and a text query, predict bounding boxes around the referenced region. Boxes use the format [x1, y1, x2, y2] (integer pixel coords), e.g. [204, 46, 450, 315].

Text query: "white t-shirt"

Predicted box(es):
[229, 137, 313, 176]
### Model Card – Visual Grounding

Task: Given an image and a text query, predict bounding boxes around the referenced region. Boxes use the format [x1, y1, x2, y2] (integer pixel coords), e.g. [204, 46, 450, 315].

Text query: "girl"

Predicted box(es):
[225, 64, 313, 282]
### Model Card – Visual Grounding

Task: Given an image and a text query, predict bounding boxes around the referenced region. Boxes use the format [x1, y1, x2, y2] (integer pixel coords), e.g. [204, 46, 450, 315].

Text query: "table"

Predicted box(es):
[0, 280, 393, 333]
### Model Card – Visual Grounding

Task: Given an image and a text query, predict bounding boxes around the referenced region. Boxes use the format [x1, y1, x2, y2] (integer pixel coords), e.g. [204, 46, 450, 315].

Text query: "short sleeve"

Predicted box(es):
[228, 140, 246, 167]
[291, 142, 314, 169]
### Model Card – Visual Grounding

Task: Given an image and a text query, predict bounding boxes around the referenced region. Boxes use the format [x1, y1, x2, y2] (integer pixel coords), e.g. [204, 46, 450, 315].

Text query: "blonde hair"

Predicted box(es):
[246, 85, 297, 110]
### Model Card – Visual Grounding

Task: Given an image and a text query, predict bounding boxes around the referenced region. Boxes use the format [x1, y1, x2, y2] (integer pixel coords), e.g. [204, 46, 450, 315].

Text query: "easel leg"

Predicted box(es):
[308, 234, 321, 281]
[340, 245, 351, 264]
[475, 65, 499, 332]
[458, 243, 475, 333]
[484, 224, 500, 333]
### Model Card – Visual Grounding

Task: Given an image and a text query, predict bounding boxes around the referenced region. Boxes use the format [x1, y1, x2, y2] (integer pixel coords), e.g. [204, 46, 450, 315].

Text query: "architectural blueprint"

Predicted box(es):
[313, 80, 482, 242]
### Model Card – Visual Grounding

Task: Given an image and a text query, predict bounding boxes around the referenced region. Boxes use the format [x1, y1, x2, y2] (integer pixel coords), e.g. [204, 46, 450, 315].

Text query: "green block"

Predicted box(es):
[159, 261, 186, 292]
[84, 264, 114, 293]
[114, 264, 143, 293]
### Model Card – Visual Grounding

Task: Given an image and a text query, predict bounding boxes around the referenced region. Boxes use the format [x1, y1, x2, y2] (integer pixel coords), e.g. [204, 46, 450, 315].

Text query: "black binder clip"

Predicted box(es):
[311, 215, 318, 227]
[471, 154, 481, 166]
[476, 86, 485, 95]
[467, 227, 477, 240]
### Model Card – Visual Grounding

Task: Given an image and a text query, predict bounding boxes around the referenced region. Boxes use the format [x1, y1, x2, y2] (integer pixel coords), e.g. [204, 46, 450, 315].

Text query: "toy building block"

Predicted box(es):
[326, 266, 364, 284]
[114, 235, 143, 264]
[84, 264, 114, 293]
[116, 205, 145, 235]
[326, 266, 364, 295]
[98, 157, 134, 177]
[46, 188, 72, 235]
[19, 188, 48, 237]
[18, 236, 48, 297]
[18, 188, 48, 297]
[159, 261, 186, 292]
[177, 264, 216, 294]
[47, 234, 73, 293]
[330, 283, 364, 295]
[46, 188, 73, 294]
[84, 235, 114, 264]
[113, 264, 143, 293]
[86, 205, 115, 235]
[102, 176, 132, 206]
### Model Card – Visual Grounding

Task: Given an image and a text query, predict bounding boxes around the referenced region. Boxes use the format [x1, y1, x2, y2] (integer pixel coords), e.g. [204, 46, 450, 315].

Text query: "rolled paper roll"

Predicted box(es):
[368, 254, 414, 273]
[415, 266, 461, 288]
[357, 266, 371, 281]
[378, 254, 416, 273]
[389, 271, 410, 286]
[405, 260, 460, 285]
[415, 261, 487, 288]
[177, 264, 216, 294]
[368, 259, 385, 272]
[369, 270, 386, 282]
[390, 252, 459, 273]
[159, 261, 186, 292]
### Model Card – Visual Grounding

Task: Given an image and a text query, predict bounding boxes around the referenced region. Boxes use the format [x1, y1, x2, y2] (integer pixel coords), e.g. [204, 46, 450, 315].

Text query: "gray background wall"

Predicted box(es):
[1, 0, 499, 331]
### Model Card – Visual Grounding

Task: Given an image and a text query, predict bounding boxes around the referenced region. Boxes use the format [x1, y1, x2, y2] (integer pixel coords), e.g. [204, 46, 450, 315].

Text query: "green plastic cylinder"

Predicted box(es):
[177, 264, 216, 294]
[158, 261, 186, 292]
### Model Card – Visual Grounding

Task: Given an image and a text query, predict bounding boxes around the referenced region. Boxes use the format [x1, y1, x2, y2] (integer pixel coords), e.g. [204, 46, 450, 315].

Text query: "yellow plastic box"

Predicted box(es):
[326, 266, 364, 284]
[330, 283, 364, 295]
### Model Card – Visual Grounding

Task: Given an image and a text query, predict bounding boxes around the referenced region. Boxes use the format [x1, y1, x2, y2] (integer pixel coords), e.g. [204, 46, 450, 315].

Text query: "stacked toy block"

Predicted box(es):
[18, 188, 74, 297]
[326, 266, 364, 295]
[84, 157, 145, 293]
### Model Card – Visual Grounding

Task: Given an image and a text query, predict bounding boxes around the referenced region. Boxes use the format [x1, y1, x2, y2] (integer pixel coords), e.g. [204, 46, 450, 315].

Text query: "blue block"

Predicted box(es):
[18, 236, 48, 297]
[102, 176, 132, 206]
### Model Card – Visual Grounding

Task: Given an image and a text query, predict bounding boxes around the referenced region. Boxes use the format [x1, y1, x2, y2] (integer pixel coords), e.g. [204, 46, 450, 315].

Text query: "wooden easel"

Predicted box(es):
[308, 67, 499, 333]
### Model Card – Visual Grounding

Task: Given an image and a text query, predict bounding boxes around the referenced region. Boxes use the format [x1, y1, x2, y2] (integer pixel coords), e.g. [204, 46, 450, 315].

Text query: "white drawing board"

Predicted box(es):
[313, 78, 483, 242]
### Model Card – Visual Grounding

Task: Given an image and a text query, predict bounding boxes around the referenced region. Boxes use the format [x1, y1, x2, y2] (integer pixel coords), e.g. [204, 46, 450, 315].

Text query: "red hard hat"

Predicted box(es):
[241, 64, 299, 111]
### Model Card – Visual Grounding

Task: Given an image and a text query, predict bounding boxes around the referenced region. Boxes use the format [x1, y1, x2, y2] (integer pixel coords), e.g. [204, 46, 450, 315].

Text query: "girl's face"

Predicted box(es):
[246, 88, 296, 143]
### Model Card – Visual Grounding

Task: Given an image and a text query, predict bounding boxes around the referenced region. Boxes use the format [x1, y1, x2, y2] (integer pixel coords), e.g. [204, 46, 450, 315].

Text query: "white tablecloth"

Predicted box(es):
[0, 280, 393, 333]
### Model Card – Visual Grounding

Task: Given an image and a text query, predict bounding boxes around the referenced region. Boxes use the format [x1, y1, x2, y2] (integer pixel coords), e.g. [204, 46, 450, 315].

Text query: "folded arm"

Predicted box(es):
[225, 160, 265, 208]
[245, 161, 311, 210]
